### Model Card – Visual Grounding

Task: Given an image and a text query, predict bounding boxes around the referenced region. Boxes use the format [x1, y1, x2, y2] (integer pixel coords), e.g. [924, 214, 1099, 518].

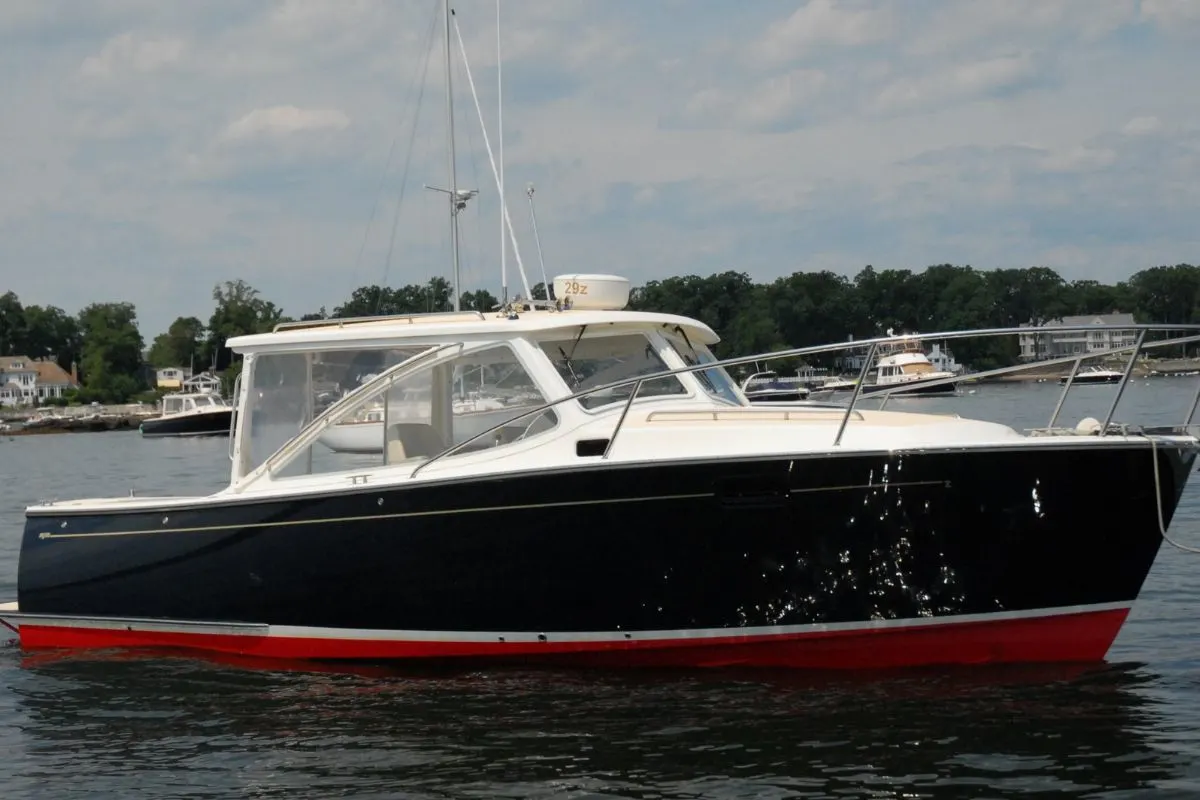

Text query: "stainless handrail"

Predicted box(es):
[832, 342, 878, 447]
[273, 310, 487, 332]
[227, 371, 243, 461]
[408, 324, 1200, 477]
[1101, 329, 1147, 434]
[1047, 357, 1083, 429]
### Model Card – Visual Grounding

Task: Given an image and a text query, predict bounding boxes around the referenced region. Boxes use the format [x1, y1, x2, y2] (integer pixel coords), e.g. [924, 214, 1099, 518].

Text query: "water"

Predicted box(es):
[2, 380, 1200, 798]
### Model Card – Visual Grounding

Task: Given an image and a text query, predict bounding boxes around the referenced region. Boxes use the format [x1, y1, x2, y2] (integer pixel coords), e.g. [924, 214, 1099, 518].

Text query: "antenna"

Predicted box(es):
[497, 0, 507, 306]
[526, 184, 551, 300]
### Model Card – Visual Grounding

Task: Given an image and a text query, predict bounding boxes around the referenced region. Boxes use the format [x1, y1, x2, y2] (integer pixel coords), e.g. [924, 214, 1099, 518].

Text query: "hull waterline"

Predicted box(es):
[0, 602, 1129, 669]
[3, 444, 1192, 670]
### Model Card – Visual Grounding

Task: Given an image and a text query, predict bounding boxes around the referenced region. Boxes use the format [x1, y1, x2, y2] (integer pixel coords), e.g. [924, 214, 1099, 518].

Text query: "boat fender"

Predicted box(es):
[1076, 417, 1102, 435]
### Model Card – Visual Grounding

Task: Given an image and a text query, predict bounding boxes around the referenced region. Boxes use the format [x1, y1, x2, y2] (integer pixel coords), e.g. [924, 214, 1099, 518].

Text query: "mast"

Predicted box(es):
[444, 0, 462, 311]
[497, 0, 507, 305]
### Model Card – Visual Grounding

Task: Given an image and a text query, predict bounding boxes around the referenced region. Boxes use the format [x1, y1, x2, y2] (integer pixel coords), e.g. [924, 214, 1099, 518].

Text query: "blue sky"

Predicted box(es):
[1, 0, 1198, 338]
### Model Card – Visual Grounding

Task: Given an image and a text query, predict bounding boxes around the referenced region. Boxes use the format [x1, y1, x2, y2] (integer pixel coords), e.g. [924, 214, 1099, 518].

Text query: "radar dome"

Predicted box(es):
[552, 274, 631, 311]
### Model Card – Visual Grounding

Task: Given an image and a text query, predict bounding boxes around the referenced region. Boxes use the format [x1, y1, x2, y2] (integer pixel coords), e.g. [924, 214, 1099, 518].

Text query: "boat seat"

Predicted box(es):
[386, 422, 446, 463]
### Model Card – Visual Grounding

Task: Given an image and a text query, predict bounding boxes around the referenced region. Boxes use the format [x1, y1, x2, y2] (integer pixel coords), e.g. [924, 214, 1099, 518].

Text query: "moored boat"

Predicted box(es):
[740, 371, 810, 404]
[1060, 366, 1124, 385]
[3, 274, 1200, 671]
[139, 391, 233, 438]
[861, 335, 959, 397]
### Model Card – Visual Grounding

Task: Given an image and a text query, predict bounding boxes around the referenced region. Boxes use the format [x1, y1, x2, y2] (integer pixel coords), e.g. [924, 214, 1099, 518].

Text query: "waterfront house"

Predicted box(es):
[1018, 313, 1138, 361]
[155, 367, 191, 390]
[0, 356, 79, 407]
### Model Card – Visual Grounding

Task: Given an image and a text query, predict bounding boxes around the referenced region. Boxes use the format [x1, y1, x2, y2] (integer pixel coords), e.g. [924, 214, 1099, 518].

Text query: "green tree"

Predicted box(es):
[461, 289, 499, 312]
[206, 280, 286, 370]
[15, 304, 81, 371]
[0, 291, 25, 356]
[77, 302, 145, 401]
[1127, 264, 1200, 324]
[147, 316, 205, 369]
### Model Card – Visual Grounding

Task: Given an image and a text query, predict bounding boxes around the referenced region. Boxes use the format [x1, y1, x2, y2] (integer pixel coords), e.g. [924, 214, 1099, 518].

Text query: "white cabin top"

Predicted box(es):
[161, 391, 230, 416]
[227, 275, 719, 355]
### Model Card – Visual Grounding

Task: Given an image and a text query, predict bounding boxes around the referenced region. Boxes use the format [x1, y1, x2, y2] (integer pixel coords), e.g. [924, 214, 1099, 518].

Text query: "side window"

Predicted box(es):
[448, 346, 558, 452]
[247, 346, 427, 477]
[258, 344, 560, 479]
[539, 333, 686, 410]
[664, 337, 742, 405]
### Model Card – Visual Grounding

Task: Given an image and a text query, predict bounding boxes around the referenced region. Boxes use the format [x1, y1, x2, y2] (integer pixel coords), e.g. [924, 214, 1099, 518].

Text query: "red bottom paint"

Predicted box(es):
[11, 608, 1130, 670]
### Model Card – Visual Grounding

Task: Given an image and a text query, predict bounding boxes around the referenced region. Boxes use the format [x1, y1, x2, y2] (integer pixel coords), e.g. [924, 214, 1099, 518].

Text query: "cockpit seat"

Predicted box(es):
[386, 422, 446, 463]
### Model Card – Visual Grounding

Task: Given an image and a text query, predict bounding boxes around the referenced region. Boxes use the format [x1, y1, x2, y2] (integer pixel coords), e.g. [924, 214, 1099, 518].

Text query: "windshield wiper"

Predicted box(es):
[558, 325, 588, 388]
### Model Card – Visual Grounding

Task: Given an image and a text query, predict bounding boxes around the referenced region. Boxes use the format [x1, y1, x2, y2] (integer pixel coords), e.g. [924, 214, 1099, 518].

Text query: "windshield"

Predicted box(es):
[539, 332, 687, 410]
[664, 335, 743, 405]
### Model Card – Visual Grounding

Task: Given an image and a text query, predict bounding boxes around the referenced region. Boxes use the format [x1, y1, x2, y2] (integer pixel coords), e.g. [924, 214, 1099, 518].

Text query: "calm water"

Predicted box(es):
[2, 380, 1200, 799]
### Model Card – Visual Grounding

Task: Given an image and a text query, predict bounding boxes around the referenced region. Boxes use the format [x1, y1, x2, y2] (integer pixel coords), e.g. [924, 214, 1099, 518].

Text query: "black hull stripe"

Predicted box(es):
[0, 601, 1132, 641]
[36, 479, 951, 540]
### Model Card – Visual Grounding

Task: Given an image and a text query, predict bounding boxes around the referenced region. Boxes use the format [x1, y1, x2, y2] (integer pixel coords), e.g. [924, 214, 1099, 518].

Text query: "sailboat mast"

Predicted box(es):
[497, 0, 507, 306]
[443, 0, 462, 312]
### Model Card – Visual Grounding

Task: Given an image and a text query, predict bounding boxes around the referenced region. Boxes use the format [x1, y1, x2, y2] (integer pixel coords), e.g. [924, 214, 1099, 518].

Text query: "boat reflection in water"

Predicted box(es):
[9, 651, 1190, 797]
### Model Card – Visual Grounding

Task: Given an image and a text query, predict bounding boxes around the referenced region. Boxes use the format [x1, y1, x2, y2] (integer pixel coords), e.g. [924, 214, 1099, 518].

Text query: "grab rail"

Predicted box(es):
[408, 323, 1200, 477]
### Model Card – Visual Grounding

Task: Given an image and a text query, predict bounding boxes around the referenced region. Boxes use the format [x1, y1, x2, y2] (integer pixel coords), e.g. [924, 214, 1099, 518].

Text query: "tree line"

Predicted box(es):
[1, 263, 1198, 404]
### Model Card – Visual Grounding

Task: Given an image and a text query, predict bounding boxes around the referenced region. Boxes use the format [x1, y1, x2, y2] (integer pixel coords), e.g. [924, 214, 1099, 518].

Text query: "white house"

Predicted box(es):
[1018, 313, 1138, 361]
[0, 356, 78, 407]
[156, 367, 191, 390]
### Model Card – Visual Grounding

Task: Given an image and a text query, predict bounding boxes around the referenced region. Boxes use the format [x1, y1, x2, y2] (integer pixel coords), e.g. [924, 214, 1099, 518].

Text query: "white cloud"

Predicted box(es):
[0, 0, 1198, 340]
[1036, 145, 1117, 173]
[684, 69, 827, 130]
[1142, 0, 1200, 33]
[220, 106, 351, 142]
[79, 32, 186, 77]
[1122, 115, 1162, 136]
[908, 0, 1137, 56]
[757, 0, 891, 64]
[873, 53, 1041, 115]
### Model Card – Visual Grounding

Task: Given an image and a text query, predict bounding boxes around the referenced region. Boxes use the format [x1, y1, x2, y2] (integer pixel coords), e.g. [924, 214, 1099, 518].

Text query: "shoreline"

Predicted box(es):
[1, 403, 158, 437]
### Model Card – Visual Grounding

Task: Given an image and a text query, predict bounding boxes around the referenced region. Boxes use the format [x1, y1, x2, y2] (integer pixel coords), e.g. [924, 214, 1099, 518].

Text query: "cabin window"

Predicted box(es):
[244, 346, 426, 477]
[248, 343, 558, 480]
[538, 333, 686, 410]
[663, 335, 742, 405]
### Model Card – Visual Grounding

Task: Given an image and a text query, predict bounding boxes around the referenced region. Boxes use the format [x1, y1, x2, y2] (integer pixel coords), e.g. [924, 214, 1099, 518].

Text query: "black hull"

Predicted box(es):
[13, 444, 1193, 665]
[140, 410, 232, 438]
[861, 380, 958, 397]
[746, 390, 810, 403]
[1061, 376, 1122, 385]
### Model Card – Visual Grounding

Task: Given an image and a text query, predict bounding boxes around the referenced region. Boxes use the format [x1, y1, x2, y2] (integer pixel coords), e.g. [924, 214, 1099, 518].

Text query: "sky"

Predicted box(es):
[1, 0, 1199, 339]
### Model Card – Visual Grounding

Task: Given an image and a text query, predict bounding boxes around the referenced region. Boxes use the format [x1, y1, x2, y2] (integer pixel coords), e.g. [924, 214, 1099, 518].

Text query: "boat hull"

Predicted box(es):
[5, 444, 1194, 669]
[140, 409, 233, 438]
[861, 379, 959, 397]
[1061, 374, 1122, 385]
